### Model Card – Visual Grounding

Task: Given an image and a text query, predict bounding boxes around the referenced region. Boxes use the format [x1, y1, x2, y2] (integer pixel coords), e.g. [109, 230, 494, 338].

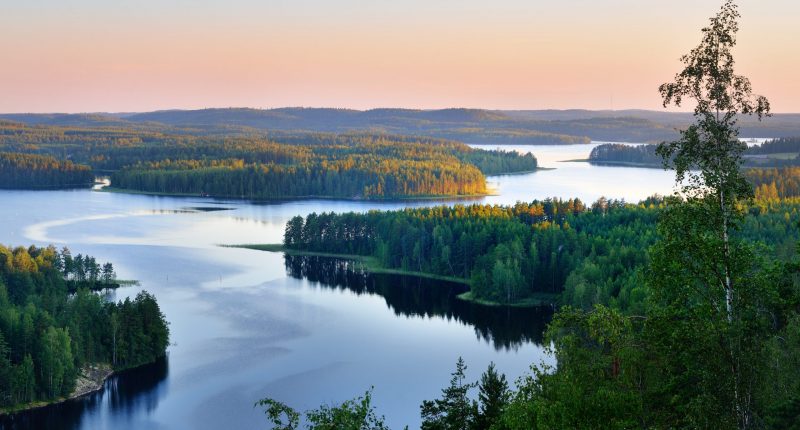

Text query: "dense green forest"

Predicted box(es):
[589, 138, 800, 168]
[0, 245, 169, 410]
[0, 152, 93, 189]
[747, 136, 800, 154]
[282, 195, 800, 310]
[109, 134, 538, 198]
[0, 121, 537, 198]
[111, 156, 488, 199]
[587, 143, 663, 166]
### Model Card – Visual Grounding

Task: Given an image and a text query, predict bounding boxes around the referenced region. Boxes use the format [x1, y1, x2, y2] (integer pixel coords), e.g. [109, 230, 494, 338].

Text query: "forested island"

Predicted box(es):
[0, 245, 169, 413]
[587, 137, 800, 168]
[108, 135, 536, 199]
[0, 121, 537, 199]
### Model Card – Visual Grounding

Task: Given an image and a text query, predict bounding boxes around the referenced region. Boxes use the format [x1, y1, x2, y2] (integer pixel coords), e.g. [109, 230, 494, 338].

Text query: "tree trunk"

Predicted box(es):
[721, 191, 733, 324]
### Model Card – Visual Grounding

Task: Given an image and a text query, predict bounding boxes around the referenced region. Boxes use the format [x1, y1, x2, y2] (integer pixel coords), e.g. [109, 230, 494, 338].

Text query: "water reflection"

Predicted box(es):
[0, 357, 168, 430]
[106, 356, 169, 417]
[284, 255, 553, 351]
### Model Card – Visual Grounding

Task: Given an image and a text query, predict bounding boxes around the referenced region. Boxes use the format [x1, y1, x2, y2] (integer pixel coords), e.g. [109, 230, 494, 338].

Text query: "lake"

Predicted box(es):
[0, 143, 678, 429]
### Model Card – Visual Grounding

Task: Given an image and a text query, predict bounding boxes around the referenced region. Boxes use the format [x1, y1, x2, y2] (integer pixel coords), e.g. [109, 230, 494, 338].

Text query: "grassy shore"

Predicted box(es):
[226, 244, 470, 284]
[227, 244, 558, 307]
[457, 291, 559, 307]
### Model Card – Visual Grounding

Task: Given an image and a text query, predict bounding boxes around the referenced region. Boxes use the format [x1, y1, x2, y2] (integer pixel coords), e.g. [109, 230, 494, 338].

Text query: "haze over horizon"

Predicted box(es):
[3, 0, 799, 113]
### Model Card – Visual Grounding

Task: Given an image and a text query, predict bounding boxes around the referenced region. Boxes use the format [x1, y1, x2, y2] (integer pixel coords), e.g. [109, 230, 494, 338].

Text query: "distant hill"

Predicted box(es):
[4, 108, 800, 144]
[0, 113, 134, 128]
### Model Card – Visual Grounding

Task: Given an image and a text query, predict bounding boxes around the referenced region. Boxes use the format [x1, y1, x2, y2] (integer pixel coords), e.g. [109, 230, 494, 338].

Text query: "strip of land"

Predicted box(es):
[226, 244, 470, 285]
[226, 244, 559, 307]
[456, 291, 559, 307]
[100, 187, 497, 201]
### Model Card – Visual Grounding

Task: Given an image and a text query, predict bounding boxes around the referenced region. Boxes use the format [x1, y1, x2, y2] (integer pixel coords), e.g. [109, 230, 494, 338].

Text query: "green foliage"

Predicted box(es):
[759, 314, 800, 429]
[588, 143, 663, 166]
[0, 244, 169, 408]
[282, 199, 594, 305]
[305, 390, 389, 430]
[110, 153, 489, 199]
[457, 149, 538, 175]
[420, 357, 477, 430]
[748, 137, 800, 155]
[475, 363, 509, 430]
[653, 2, 775, 426]
[111, 291, 170, 370]
[498, 306, 645, 430]
[282, 196, 799, 308]
[589, 141, 800, 169]
[0, 121, 538, 198]
[417, 359, 514, 430]
[255, 398, 301, 430]
[256, 389, 389, 430]
[0, 152, 93, 189]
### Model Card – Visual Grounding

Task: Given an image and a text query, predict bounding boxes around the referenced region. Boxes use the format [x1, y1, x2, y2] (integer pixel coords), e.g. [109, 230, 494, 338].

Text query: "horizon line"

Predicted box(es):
[5, 106, 800, 115]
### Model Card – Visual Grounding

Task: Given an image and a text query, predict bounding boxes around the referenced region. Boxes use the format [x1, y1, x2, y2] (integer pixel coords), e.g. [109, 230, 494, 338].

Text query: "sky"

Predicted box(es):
[1, 0, 798, 113]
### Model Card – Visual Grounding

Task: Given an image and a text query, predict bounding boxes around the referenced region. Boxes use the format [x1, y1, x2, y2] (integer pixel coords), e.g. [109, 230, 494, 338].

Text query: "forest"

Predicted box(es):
[587, 143, 663, 166]
[588, 137, 800, 168]
[0, 245, 169, 410]
[282, 194, 799, 311]
[747, 167, 800, 200]
[0, 122, 537, 198]
[0, 152, 93, 189]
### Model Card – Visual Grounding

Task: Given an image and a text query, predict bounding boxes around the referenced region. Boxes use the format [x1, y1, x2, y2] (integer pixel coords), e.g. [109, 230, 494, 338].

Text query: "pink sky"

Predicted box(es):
[1, 0, 798, 113]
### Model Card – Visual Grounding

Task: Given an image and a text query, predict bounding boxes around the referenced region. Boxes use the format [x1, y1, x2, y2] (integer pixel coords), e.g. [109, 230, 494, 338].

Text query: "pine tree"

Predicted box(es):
[475, 362, 509, 430]
[420, 357, 477, 430]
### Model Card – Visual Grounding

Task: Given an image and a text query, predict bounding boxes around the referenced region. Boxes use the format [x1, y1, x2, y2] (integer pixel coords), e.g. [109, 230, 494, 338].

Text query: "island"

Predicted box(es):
[0, 121, 538, 199]
[0, 245, 169, 414]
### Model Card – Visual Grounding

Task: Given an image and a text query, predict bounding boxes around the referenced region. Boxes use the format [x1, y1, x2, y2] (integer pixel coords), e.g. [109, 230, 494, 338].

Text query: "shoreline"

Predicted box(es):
[93, 168, 553, 202]
[564, 158, 799, 170]
[562, 159, 667, 169]
[485, 167, 553, 176]
[226, 244, 557, 307]
[0, 364, 114, 416]
[0, 182, 95, 191]
[225, 244, 470, 285]
[98, 186, 498, 202]
[457, 291, 559, 307]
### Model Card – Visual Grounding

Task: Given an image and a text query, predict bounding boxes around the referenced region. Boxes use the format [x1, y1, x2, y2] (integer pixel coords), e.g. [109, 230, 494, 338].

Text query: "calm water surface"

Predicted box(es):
[0, 143, 677, 429]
